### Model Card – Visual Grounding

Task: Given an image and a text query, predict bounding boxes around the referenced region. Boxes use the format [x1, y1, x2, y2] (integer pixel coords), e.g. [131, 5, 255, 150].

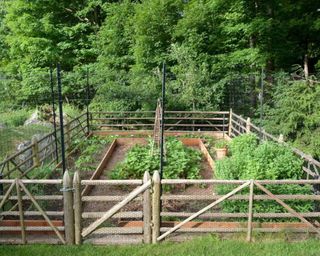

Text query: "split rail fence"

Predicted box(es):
[1, 170, 320, 245]
[2, 110, 319, 180]
[0, 113, 88, 179]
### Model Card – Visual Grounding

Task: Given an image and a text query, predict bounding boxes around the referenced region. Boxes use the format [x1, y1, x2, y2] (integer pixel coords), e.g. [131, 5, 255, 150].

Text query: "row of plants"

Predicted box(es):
[215, 134, 313, 217]
[111, 137, 202, 180]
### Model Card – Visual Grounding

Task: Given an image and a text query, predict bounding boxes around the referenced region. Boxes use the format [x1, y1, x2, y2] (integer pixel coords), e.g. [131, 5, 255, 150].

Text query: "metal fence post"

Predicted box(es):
[31, 137, 40, 168]
[143, 171, 151, 244]
[73, 171, 82, 245]
[152, 171, 161, 244]
[63, 170, 75, 244]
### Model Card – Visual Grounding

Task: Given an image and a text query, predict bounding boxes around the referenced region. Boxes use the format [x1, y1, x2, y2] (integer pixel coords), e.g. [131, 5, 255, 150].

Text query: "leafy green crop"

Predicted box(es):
[215, 134, 313, 219]
[111, 137, 202, 180]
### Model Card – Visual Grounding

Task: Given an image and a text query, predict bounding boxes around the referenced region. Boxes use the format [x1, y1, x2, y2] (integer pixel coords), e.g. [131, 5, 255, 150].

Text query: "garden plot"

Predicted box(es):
[79, 136, 220, 243]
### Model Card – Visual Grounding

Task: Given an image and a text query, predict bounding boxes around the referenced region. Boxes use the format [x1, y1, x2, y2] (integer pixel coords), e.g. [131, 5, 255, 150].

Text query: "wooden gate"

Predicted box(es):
[0, 178, 65, 244]
[74, 171, 152, 245]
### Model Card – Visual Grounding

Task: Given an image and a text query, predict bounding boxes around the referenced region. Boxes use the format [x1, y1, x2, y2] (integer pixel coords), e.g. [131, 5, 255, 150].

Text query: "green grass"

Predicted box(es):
[0, 236, 319, 256]
[0, 125, 51, 160]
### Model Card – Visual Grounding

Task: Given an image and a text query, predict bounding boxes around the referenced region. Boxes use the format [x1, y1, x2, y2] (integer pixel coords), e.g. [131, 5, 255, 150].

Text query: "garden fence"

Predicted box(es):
[1, 171, 320, 245]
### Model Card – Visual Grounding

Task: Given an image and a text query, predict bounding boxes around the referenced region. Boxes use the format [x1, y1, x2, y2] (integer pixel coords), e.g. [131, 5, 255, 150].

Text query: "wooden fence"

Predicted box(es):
[91, 111, 229, 133]
[1, 171, 320, 244]
[0, 113, 88, 179]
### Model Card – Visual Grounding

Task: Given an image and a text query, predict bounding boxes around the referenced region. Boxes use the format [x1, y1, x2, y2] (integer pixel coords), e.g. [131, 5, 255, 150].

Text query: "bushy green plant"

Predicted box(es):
[214, 140, 229, 149]
[0, 109, 31, 127]
[111, 137, 202, 180]
[75, 136, 110, 171]
[215, 134, 312, 217]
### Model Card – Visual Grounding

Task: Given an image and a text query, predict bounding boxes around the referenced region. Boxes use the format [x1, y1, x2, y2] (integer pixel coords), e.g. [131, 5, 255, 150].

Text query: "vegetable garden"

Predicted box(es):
[1, 108, 320, 245]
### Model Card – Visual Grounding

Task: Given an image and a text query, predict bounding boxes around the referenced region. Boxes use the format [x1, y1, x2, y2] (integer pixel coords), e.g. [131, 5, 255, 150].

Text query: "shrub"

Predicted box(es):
[75, 136, 110, 171]
[215, 134, 312, 217]
[111, 137, 202, 180]
[0, 109, 31, 127]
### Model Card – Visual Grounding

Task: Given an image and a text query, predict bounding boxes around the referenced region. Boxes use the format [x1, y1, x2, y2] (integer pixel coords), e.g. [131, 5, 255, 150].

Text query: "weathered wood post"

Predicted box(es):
[73, 171, 82, 245]
[65, 120, 71, 150]
[63, 170, 75, 244]
[278, 134, 284, 143]
[31, 137, 40, 167]
[246, 180, 254, 242]
[16, 179, 26, 244]
[228, 108, 233, 137]
[143, 171, 151, 244]
[152, 171, 161, 244]
[246, 118, 251, 133]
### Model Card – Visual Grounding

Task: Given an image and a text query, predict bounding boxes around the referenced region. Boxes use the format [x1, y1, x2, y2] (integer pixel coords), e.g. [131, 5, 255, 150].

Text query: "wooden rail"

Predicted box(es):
[0, 113, 88, 179]
[1, 174, 319, 245]
[91, 111, 229, 133]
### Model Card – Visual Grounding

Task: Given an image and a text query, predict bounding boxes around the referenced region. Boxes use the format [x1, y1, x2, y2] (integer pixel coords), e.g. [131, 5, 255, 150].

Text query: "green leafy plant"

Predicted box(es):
[75, 136, 110, 171]
[111, 137, 202, 180]
[215, 134, 312, 219]
[214, 140, 229, 149]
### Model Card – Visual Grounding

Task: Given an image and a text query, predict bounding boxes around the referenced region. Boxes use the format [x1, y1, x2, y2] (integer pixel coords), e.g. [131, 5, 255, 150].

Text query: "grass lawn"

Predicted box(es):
[0, 236, 319, 256]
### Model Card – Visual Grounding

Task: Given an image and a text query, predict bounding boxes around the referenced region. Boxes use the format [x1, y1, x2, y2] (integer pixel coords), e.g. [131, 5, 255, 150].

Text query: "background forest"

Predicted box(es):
[0, 0, 320, 157]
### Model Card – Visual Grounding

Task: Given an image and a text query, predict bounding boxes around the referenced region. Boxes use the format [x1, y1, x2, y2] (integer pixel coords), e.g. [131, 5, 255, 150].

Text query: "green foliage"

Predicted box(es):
[0, 108, 31, 127]
[74, 135, 110, 171]
[111, 137, 202, 180]
[214, 140, 229, 149]
[265, 76, 320, 158]
[215, 134, 312, 217]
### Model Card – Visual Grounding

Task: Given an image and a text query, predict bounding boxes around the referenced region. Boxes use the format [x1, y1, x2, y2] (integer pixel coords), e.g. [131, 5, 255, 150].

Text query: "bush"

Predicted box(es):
[75, 136, 110, 171]
[111, 137, 202, 179]
[215, 134, 312, 217]
[0, 109, 31, 127]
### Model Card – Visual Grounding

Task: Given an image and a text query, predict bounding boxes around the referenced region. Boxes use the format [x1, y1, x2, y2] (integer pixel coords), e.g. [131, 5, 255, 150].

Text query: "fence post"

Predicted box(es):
[278, 134, 284, 143]
[246, 118, 251, 133]
[228, 108, 233, 137]
[65, 121, 71, 150]
[152, 171, 161, 244]
[246, 180, 254, 242]
[73, 171, 82, 245]
[143, 171, 152, 244]
[31, 137, 40, 167]
[63, 170, 75, 244]
[16, 179, 26, 244]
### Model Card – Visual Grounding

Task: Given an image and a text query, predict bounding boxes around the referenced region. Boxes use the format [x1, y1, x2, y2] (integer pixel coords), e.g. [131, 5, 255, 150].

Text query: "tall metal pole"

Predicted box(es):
[86, 67, 90, 135]
[159, 63, 166, 179]
[57, 64, 66, 174]
[259, 68, 264, 140]
[50, 66, 59, 163]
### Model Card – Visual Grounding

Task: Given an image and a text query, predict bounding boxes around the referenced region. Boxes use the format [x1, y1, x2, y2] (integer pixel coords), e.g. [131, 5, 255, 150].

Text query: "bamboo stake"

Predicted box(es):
[246, 180, 254, 242]
[18, 181, 66, 244]
[143, 171, 151, 244]
[157, 181, 250, 242]
[73, 171, 82, 245]
[16, 179, 26, 244]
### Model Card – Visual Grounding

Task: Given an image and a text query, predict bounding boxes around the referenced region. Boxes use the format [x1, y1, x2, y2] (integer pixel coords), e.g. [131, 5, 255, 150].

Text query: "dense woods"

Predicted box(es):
[0, 0, 319, 157]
